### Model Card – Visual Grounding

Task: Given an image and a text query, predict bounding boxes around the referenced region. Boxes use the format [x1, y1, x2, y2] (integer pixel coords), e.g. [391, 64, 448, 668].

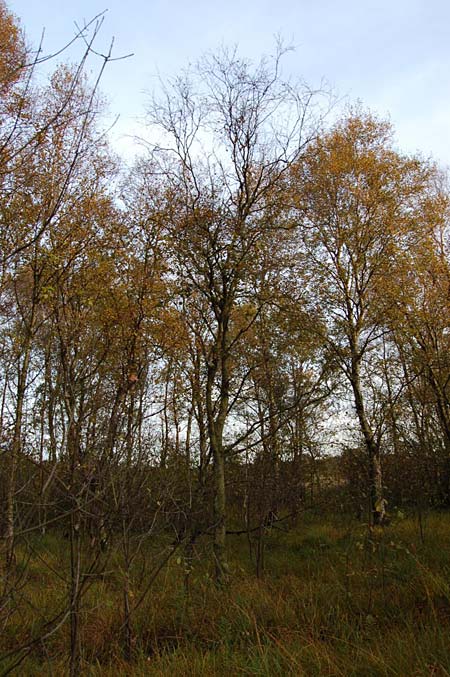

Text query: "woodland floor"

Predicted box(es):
[2, 511, 450, 676]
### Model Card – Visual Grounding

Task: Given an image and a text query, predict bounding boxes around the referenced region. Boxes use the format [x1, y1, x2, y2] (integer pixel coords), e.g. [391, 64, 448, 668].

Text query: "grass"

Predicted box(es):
[2, 511, 450, 675]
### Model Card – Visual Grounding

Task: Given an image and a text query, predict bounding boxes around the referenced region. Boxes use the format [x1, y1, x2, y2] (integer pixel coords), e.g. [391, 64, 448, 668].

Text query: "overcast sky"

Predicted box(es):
[8, 0, 450, 166]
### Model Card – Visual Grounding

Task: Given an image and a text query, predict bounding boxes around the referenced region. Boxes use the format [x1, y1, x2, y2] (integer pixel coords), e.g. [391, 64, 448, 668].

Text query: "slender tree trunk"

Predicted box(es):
[350, 357, 383, 526]
[211, 430, 228, 584]
[5, 337, 32, 568]
[122, 523, 133, 662]
[69, 507, 82, 677]
[122, 391, 135, 660]
[66, 399, 83, 677]
[205, 314, 231, 586]
[426, 365, 450, 504]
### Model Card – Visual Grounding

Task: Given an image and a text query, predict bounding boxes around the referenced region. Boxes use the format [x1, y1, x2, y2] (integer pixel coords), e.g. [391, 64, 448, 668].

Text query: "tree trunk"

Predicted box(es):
[211, 433, 228, 585]
[206, 316, 231, 586]
[5, 339, 32, 569]
[350, 357, 384, 526]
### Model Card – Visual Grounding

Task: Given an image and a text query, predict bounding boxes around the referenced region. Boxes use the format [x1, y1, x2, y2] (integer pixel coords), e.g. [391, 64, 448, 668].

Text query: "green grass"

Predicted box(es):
[2, 512, 450, 675]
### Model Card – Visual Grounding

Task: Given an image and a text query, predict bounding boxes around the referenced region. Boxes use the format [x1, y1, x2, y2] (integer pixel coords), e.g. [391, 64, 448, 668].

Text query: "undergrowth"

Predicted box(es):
[2, 511, 450, 676]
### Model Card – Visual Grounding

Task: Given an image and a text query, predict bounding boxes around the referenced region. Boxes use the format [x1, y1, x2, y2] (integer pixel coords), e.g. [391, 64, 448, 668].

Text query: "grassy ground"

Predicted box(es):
[2, 511, 450, 675]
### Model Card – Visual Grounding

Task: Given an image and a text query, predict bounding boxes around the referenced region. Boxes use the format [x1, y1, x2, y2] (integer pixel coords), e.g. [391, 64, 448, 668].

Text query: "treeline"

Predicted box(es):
[0, 2, 449, 673]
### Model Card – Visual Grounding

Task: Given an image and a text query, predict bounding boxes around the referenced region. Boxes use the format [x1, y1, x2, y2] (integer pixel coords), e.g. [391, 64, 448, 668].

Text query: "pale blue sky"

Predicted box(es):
[8, 0, 450, 165]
